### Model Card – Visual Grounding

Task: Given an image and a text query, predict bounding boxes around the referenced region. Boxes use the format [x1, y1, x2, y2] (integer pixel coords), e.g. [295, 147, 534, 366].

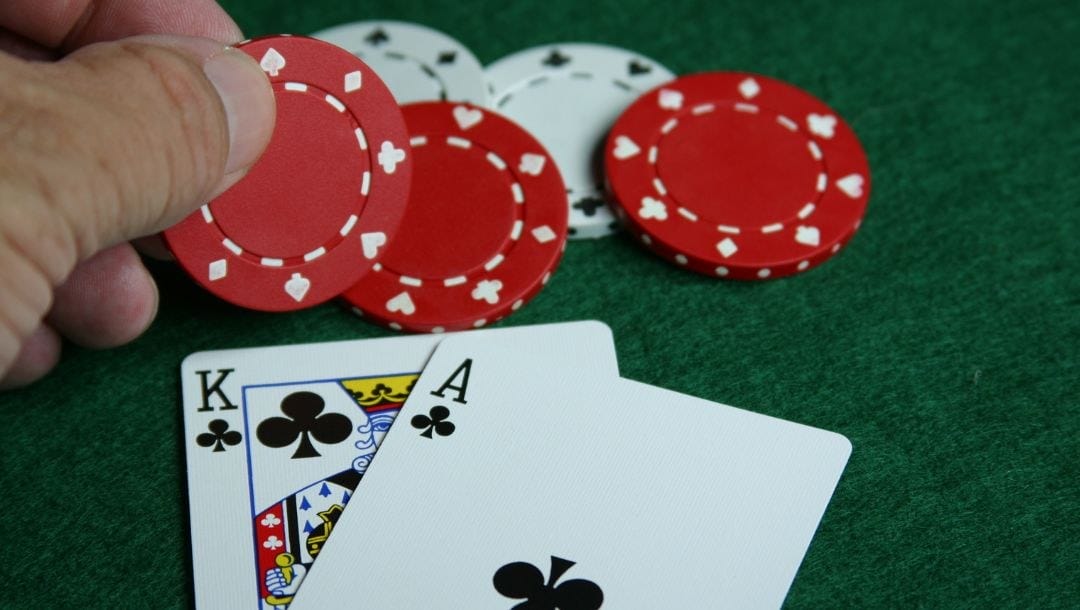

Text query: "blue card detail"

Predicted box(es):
[239, 371, 419, 609]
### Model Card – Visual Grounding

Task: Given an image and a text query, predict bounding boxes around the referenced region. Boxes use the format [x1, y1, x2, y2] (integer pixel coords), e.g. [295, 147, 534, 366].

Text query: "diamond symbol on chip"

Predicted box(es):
[795, 226, 821, 247]
[344, 70, 362, 93]
[361, 232, 387, 259]
[386, 292, 416, 315]
[613, 136, 640, 160]
[518, 153, 546, 176]
[807, 113, 837, 139]
[452, 105, 483, 130]
[639, 197, 668, 221]
[716, 238, 738, 258]
[284, 273, 311, 302]
[472, 279, 503, 304]
[208, 259, 227, 281]
[260, 48, 286, 77]
[377, 141, 406, 174]
[738, 78, 761, 99]
[531, 226, 556, 243]
[658, 89, 684, 110]
[836, 174, 865, 198]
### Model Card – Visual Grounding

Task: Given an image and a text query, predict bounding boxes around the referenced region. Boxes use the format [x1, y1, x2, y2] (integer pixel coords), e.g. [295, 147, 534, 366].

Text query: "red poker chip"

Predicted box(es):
[164, 35, 412, 311]
[342, 101, 568, 332]
[605, 72, 870, 279]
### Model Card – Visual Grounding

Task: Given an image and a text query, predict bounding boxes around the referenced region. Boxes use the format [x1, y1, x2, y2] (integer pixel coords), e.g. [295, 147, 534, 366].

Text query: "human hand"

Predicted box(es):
[0, 1, 276, 388]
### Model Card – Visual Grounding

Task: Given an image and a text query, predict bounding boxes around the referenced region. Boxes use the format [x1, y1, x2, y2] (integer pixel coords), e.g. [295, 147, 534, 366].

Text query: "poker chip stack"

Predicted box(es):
[162, 20, 871, 331]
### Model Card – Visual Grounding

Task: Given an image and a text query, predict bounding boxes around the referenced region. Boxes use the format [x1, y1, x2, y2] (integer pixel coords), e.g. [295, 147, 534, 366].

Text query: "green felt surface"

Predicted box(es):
[2, 0, 1078, 607]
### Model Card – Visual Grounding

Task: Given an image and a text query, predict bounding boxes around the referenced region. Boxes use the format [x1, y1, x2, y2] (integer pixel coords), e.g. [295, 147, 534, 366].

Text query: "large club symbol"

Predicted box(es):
[493, 556, 603, 610]
[256, 391, 352, 459]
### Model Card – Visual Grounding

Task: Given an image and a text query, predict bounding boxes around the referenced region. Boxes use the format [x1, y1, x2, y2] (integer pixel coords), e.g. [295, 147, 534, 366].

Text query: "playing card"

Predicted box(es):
[180, 321, 617, 609]
[292, 330, 852, 609]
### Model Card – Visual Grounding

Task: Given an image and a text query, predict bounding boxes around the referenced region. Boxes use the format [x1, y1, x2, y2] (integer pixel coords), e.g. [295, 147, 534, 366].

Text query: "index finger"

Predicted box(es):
[0, 0, 242, 50]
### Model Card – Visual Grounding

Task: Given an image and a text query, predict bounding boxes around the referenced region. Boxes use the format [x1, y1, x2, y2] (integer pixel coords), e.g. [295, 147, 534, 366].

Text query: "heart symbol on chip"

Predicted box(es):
[795, 226, 821, 247]
[658, 89, 684, 110]
[613, 136, 640, 160]
[807, 113, 837, 139]
[284, 273, 311, 302]
[836, 174, 865, 198]
[361, 232, 387, 259]
[518, 153, 546, 176]
[386, 292, 416, 315]
[452, 105, 483, 130]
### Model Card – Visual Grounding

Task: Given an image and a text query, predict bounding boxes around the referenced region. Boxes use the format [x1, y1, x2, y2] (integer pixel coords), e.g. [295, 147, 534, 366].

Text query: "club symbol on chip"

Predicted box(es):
[639, 196, 668, 221]
[378, 141, 407, 174]
[256, 391, 353, 459]
[196, 419, 242, 452]
[411, 406, 455, 438]
[472, 279, 503, 304]
[493, 556, 603, 610]
[573, 197, 606, 217]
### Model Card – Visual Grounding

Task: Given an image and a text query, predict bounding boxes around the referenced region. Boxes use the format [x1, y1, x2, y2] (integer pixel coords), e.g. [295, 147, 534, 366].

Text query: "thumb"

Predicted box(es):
[0, 35, 275, 268]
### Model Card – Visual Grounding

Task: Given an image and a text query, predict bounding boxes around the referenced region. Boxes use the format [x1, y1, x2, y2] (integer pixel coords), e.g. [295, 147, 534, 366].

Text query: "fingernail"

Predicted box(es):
[202, 49, 276, 175]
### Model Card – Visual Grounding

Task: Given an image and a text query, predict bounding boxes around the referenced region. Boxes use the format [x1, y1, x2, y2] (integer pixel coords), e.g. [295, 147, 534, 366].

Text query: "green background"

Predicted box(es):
[2, 0, 1077, 607]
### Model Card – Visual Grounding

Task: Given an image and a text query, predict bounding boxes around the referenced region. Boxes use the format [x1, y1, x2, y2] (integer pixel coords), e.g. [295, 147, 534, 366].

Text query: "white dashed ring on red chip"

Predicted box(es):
[164, 35, 412, 311]
[605, 72, 870, 279]
[342, 101, 568, 332]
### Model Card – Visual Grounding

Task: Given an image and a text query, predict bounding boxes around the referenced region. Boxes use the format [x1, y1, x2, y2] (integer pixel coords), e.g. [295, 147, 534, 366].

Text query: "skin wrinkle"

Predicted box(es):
[65, 42, 229, 241]
[0, 238, 54, 357]
[2, 59, 104, 262]
[128, 43, 221, 226]
[11, 170, 82, 278]
[0, 55, 38, 143]
[0, 1, 265, 386]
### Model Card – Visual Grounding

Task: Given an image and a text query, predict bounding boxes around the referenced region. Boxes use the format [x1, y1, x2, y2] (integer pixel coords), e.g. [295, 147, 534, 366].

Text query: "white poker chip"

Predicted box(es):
[485, 43, 675, 239]
[311, 21, 488, 105]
